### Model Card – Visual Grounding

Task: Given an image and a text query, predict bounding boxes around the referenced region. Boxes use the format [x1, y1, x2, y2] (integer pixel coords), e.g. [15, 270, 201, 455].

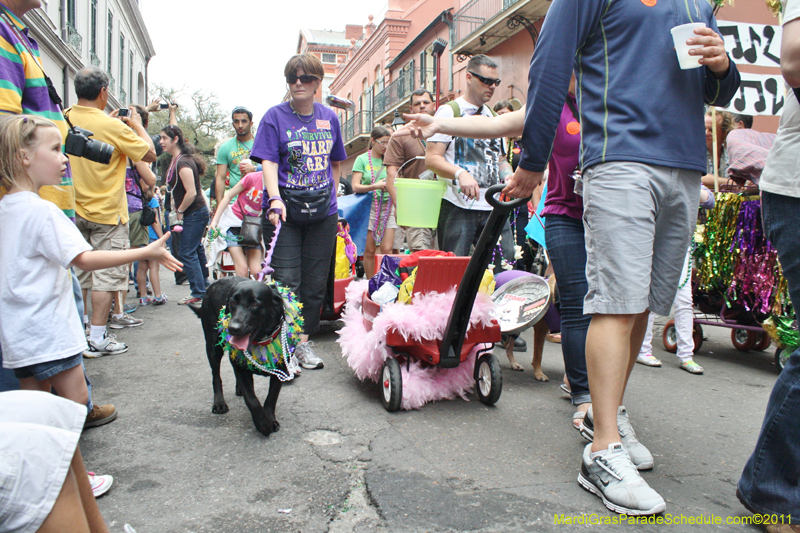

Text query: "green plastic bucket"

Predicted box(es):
[395, 178, 446, 228]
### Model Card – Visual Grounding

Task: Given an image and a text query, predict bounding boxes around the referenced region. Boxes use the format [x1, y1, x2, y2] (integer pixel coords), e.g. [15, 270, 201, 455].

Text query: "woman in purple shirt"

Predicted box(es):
[399, 76, 592, 427]
[250, 53, 347, 371]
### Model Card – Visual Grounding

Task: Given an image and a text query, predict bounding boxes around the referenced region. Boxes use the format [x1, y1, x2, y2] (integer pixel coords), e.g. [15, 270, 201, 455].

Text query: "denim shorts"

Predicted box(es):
[13, 353, 83, 380]
[226, 227, 262, 250]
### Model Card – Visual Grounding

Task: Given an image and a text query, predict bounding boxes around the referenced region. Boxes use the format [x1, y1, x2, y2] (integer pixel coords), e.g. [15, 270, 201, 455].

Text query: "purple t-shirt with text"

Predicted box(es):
[541, 95, 582, 220]
[250, 102, 347, 216]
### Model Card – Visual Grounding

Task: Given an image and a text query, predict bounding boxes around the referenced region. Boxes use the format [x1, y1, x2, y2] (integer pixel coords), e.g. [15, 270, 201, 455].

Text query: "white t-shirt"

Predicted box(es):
[759, 0, 800, 198]
[0, 192, 91, 368]
[429, 97, 505, 211]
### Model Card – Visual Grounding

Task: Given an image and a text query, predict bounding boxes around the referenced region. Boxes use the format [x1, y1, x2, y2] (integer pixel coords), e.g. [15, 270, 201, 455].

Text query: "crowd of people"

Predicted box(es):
[1, 0, 799, 529]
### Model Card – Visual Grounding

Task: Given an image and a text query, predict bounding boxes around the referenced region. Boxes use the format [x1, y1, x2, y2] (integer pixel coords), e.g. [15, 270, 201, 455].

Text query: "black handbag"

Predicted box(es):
[238, 215, 263, 247]
[281, 186, 331, 224]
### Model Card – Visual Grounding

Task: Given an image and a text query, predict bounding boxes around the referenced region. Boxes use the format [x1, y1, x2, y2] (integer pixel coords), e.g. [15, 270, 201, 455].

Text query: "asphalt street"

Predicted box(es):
[82, 270, 782, 533]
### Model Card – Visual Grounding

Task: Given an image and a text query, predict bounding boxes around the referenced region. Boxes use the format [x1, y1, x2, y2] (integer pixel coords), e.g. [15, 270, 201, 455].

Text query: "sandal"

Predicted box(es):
[546, 332, 562, 343]
[572, 410, 586, 431]
[560, 383, 571, 395]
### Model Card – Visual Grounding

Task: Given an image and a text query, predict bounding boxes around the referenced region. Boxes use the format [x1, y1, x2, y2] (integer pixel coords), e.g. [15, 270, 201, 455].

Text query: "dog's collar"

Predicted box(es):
[252, 317, 284, 346]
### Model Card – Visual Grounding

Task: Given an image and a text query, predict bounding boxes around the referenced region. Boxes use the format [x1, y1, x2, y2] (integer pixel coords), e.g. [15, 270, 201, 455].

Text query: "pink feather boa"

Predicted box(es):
[337, 279, 497, 410]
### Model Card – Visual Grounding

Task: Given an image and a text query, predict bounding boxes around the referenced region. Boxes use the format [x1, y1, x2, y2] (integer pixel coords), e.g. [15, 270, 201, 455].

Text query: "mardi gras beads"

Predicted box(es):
[697, 193, 742, 289]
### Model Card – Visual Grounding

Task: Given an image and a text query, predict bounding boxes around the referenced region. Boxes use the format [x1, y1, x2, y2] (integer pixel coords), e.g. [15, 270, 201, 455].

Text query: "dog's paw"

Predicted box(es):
[212, 402, 229, 414]
[533, 370, 549, 382]
[510, 362, 524, 372]
[273, 419, 280, 432]
[254, 418, 277, 437]
[235, 384, 243, 397]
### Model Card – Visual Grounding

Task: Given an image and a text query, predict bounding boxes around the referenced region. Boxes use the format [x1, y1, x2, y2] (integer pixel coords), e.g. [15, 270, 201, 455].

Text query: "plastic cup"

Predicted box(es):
[671, 23, 706, 70]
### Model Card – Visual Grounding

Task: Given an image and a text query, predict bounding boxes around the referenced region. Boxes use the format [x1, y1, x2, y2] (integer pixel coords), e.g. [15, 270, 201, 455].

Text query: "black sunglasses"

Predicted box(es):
[469, 71, 501, 87]
[286, 74, 319, 84]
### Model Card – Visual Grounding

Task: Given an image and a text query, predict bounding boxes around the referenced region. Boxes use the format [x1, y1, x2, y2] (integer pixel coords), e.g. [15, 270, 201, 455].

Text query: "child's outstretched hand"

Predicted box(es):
[144, 232, 183, 272]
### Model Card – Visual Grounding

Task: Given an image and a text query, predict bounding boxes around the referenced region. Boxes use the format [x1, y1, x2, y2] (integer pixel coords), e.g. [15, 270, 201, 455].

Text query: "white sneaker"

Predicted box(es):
[578, 443, 665, 515]
[84, 335, 129, 358]
[636, 354, 662, 367]
[294, 341, 323, 369]
[580, 406, 654, 470]
[617, 406, 654, 470]
[108, 313, 143, 329]
[88, 472, 113, 498]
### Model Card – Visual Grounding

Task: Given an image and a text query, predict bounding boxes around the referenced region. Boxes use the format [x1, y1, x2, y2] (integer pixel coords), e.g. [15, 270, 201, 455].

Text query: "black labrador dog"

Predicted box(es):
[191, 276, 286, 436]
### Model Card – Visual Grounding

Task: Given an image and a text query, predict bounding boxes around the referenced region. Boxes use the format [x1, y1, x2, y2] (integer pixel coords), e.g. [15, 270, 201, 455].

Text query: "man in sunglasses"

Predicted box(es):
[426, 54, 516, 269]
[214, 106, 261, 207]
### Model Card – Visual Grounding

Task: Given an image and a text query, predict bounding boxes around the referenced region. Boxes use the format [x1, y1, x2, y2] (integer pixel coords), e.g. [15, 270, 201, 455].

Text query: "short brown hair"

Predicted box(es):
[284, 53, 325, 80]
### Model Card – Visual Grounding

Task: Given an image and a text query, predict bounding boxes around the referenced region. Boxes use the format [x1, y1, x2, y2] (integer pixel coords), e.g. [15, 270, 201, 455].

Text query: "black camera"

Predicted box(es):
[118, 108, 129, 117]
[159, 102, 176, 109]
[65, 126, 114, 165]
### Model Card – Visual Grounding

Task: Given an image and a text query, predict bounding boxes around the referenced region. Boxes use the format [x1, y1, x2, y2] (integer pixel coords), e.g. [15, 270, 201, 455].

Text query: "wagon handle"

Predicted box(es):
[485, 183, 530, 211]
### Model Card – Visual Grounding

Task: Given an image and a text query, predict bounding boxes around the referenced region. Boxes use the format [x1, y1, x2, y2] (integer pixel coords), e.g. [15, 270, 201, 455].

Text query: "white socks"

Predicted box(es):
[89, 325, 106, 344]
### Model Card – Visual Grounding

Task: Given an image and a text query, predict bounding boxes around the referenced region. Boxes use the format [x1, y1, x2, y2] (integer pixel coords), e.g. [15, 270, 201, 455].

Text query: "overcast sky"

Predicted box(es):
[141, 0, 388, 130]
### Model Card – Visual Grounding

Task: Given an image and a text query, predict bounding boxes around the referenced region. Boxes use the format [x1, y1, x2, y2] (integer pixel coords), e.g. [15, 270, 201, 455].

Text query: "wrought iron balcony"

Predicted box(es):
[108, 75, 115, 93]
[451, 0, 551, 55]
[90, 51, 101, 67]
[66, 23, 82, 55]
[119, 88, 127, 105]
[372, 68, 435, 122]
[341, 110, 373, 155]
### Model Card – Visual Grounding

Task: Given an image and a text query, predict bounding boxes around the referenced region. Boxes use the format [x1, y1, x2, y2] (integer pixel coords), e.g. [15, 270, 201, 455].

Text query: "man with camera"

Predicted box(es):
[66, 66, 156, 357]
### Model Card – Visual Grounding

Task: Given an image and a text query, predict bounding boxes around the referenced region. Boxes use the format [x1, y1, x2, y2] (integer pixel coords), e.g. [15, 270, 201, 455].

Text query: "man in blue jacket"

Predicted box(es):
[504, 0, 740, 516]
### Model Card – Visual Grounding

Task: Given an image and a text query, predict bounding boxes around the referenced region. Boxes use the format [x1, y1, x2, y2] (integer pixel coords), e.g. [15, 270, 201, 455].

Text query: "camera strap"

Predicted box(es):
[0, 7, 64, 111]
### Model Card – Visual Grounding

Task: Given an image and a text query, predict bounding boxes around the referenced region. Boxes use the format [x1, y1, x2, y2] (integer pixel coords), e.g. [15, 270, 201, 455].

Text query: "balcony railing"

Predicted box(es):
[90, 51, 101, 67]
[66, 23, 82, 54]
[119, 88, 127, 104]
[341, 110, 373, 144]
[107, 75, 115, 93]
[453, 0, 523, 47]
[373, 68, 434, 118]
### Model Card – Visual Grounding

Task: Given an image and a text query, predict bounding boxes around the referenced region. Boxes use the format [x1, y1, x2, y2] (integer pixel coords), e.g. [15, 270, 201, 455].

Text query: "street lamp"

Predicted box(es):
[391, 110, 405, 130]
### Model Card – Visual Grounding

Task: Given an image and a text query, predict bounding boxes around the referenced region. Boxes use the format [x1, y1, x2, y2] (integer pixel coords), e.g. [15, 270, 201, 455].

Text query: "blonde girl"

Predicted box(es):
[0, 114, 180, 406]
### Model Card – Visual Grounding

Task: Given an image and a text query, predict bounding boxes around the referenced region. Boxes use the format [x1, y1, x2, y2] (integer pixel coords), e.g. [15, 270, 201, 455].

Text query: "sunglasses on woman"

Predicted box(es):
[469, 71, 502, 87]
[286, 74, 319, 84]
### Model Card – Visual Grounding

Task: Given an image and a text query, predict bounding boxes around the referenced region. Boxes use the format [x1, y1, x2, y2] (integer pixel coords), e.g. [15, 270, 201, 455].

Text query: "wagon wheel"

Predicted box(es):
[692, 323, 704, 354]
[476, 353, 502, 406]
[731, 329, 756, 352]
[662, 320, 678, 353]
[774, 347, 791, 373]
[754, 331, 771, 352]
[381, 358, 402, 412]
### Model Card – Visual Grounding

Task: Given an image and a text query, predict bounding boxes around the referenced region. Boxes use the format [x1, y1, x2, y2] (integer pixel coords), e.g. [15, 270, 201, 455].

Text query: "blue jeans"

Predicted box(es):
[179, 207, 210, 299]
[737, 191, 800, 517]
[439, 202, 515, 267]
[262, 213, 338, 336]
[545, 214, 591, 405]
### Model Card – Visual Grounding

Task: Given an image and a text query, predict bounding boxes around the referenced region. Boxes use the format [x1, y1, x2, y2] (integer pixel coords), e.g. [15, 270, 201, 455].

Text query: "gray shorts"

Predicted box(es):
[582, 162, 701, 316]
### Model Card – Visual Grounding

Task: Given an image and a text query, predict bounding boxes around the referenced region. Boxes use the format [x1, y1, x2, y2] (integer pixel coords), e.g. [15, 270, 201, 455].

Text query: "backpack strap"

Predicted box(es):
[447, 100, 460, 118]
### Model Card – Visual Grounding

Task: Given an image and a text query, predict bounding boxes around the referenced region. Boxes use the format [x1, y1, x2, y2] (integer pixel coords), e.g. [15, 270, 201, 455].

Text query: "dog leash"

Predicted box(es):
[257, 207, 283, 282]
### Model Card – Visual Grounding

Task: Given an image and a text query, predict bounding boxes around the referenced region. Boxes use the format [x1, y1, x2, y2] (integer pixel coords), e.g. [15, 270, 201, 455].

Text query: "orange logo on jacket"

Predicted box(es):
[641, 0, 657, 6]
[566, 121, 581, 135]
